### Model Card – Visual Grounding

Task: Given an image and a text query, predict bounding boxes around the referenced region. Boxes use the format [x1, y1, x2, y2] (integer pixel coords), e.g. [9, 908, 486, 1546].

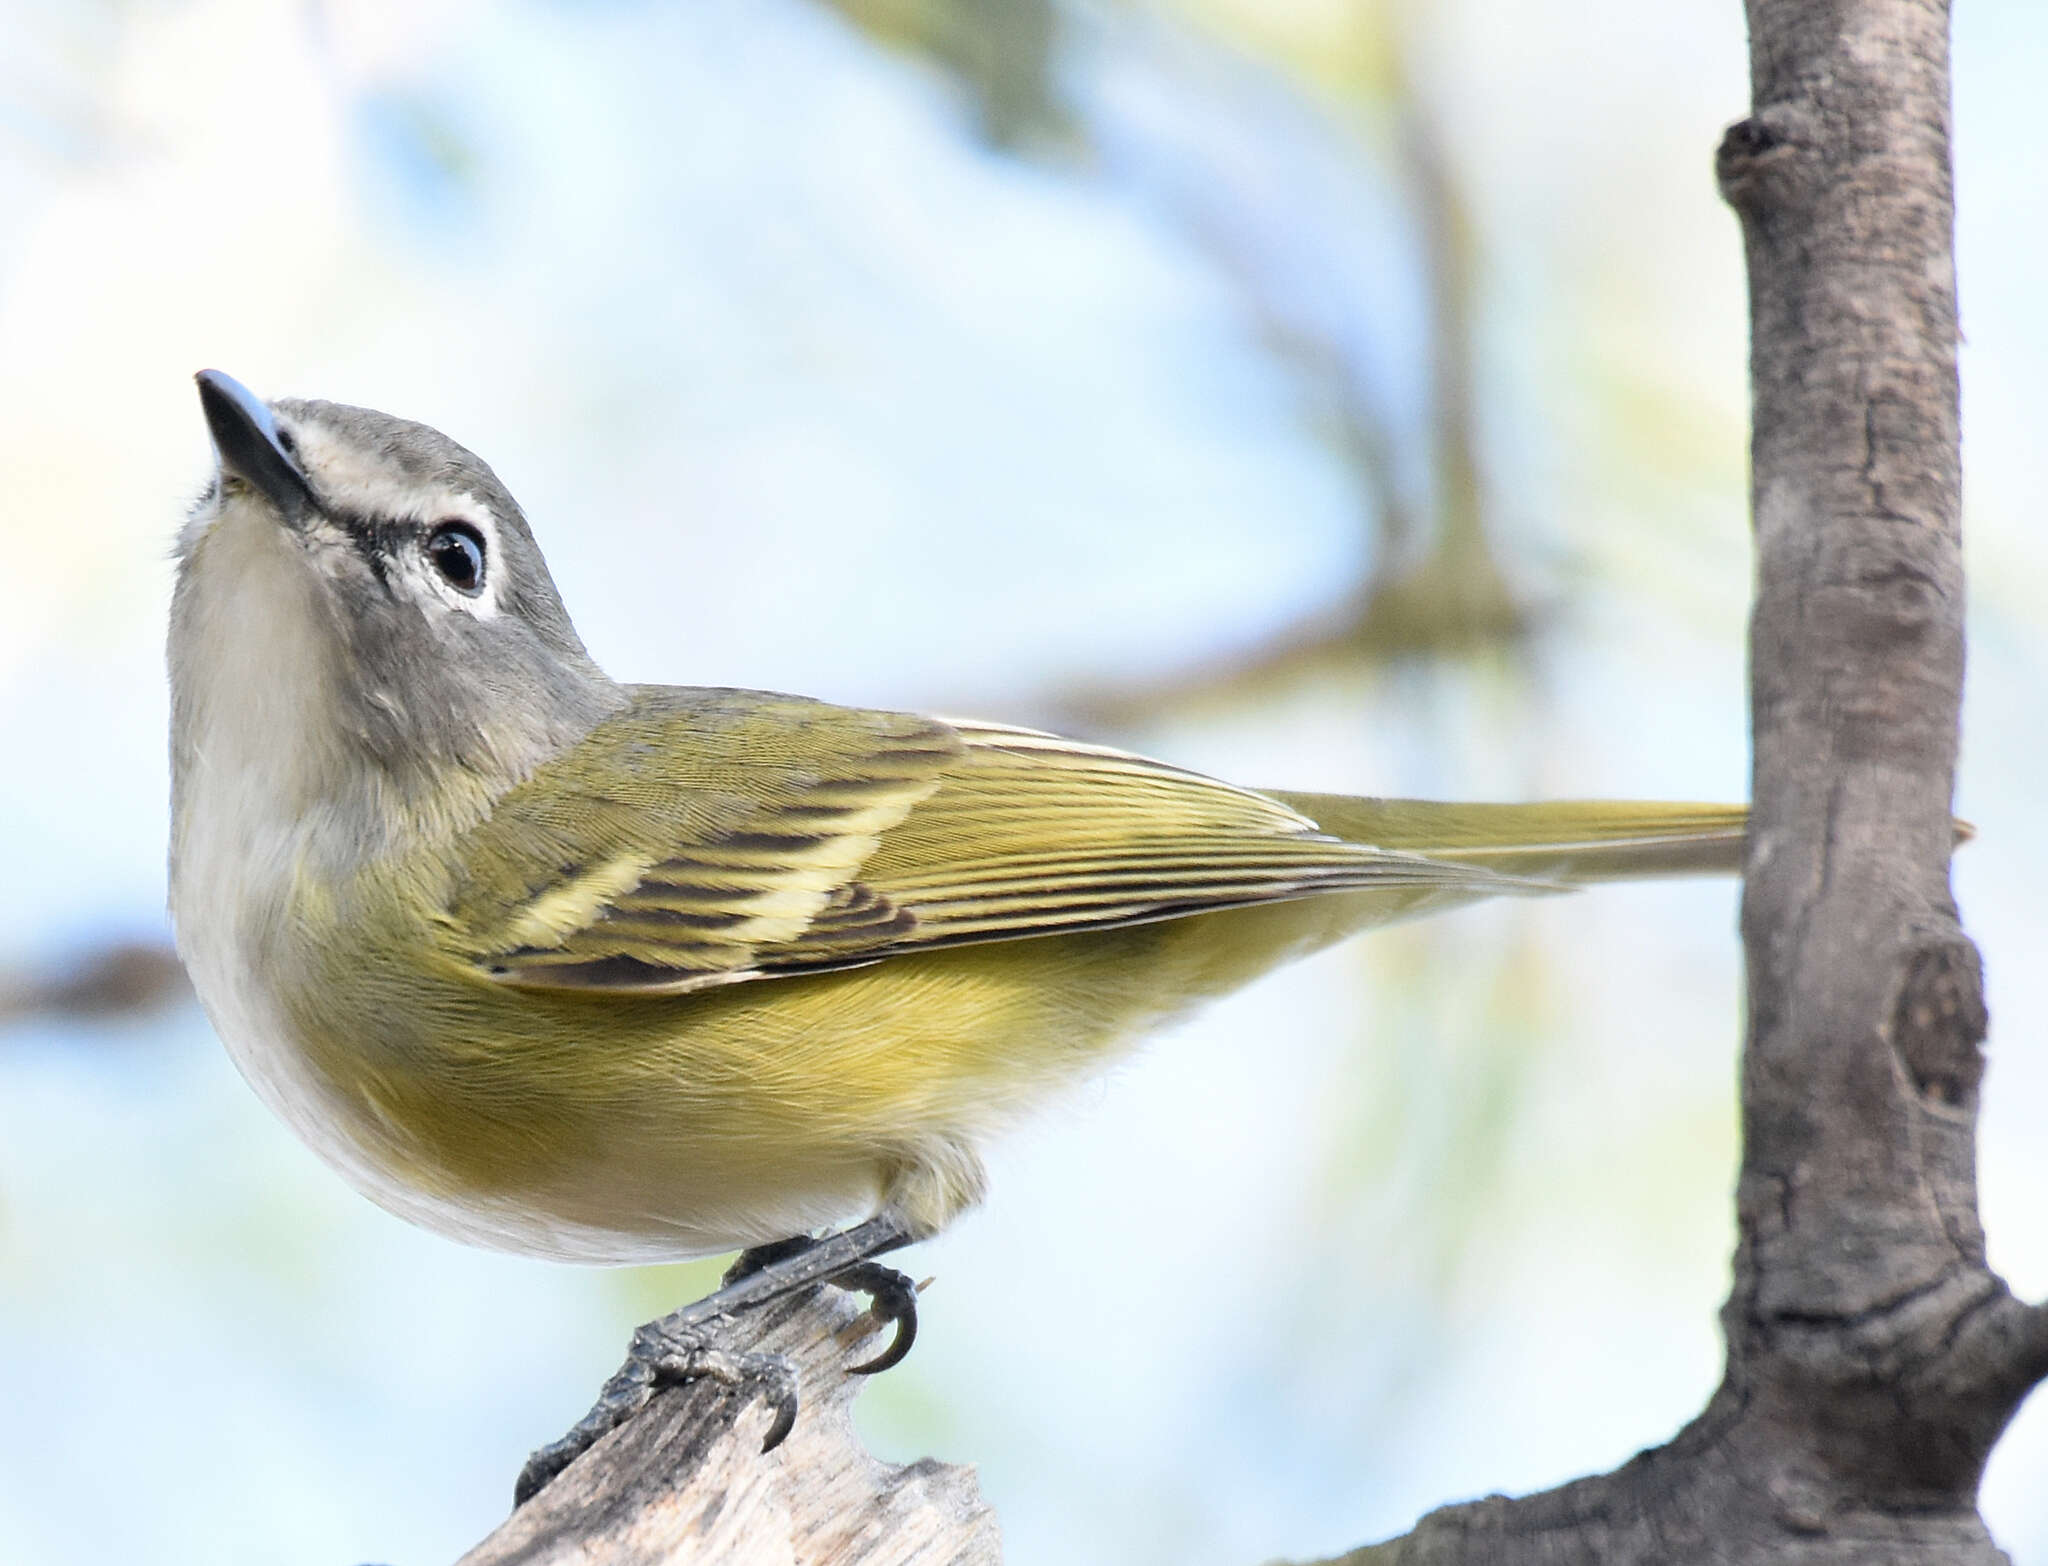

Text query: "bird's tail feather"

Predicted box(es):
[1265, 795, 1749, 883]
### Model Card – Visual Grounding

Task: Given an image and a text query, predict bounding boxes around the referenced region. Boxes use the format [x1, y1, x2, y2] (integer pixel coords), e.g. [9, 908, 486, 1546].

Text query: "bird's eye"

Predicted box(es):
[425, 521, 487, 596]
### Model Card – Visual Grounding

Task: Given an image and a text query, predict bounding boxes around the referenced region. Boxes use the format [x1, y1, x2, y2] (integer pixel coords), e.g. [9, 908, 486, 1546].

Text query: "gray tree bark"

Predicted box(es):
[448, 1, 2047, 1561]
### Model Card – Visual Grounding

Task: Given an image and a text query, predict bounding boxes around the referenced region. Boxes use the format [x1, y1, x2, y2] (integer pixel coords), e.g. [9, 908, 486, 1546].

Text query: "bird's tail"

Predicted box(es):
[1265, 795, 1749, 883]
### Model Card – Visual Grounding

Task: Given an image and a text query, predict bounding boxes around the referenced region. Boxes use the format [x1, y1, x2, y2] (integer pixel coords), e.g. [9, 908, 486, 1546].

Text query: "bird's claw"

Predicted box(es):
[830, 1260, 921, 1375]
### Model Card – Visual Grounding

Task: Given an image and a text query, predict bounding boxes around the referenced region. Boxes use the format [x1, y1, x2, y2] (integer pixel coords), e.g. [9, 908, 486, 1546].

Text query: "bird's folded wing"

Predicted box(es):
[441, 691, 1538, 995]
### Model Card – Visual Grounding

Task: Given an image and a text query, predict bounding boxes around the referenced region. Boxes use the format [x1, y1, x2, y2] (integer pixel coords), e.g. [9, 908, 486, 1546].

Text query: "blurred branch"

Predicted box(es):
[0, 939, 188, 1028]
[817, 0, 1530, 724]
[1058, 11, 1528, 726]
[1386, 40, 1525, 648]
[817, 0, 1067, 147]
[457, 1283, 998, 1566]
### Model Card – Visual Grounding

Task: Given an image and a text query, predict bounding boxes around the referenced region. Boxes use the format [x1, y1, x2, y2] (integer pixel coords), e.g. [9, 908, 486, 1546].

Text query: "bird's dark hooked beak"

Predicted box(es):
[195, 369, 317, 527]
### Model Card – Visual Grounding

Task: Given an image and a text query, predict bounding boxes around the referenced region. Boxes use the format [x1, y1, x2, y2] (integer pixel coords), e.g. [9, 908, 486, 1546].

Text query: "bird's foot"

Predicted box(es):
[722, 1235, 921, 1371]
[513, 1315, 798, 1505]
[512, 1215, 924, 1507]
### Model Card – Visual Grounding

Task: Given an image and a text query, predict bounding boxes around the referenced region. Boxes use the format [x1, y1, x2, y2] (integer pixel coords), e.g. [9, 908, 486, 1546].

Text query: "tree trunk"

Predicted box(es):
[1316, 0, 2048, 1559]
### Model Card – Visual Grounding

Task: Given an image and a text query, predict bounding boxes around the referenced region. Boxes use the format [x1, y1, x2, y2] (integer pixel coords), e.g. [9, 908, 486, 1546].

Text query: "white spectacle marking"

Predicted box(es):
[277, 409, 508, 620]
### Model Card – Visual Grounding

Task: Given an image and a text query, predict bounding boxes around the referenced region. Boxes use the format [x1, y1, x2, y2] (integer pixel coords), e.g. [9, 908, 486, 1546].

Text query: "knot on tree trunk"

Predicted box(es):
[1716, 107, 1818, 216]
[1886, 932, 1986, 1111]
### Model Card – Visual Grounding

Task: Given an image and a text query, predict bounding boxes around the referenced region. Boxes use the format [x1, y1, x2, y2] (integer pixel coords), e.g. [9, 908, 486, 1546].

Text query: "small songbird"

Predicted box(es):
[169, 370, 1744, 1496]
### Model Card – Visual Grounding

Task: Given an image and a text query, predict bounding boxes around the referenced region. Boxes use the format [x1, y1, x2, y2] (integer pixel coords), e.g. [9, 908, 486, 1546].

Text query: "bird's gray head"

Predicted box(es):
[170, 371, 625, 844]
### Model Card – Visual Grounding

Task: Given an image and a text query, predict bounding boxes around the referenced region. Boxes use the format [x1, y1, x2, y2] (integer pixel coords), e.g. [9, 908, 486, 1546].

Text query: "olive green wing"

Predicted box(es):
[444, 694, 1539, 995]
[441, 686, 963, 992]
[769, 720, 1541, 970]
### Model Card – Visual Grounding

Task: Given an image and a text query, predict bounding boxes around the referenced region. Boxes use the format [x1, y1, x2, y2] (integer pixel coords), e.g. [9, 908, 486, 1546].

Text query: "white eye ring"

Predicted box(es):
[425, 521, 487, 597]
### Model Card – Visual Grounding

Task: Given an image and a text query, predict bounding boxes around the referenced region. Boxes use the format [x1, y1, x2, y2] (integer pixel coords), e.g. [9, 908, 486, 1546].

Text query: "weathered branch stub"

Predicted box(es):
[459, 1286, 999, 1566]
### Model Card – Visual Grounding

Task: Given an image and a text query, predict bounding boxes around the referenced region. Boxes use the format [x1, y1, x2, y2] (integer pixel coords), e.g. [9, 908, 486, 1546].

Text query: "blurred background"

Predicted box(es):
[2, 0, 2044, 1561]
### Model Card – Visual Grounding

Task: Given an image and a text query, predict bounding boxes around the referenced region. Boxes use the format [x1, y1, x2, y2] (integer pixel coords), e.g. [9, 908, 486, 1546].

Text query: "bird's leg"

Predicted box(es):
[691, 1213, 921, 1368]
[513, 1211, 920, 1506]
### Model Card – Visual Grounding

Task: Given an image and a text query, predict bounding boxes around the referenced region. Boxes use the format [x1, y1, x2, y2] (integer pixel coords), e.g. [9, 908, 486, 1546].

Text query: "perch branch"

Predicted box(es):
[458, 1285, 999, 1566]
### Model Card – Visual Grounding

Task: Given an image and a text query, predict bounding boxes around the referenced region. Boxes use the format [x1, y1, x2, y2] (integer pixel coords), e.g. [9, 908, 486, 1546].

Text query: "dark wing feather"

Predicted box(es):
[442, 687, 958, 991]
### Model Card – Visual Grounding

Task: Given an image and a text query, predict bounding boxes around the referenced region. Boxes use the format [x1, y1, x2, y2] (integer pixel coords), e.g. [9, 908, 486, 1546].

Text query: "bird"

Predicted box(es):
[168, 369, 1745, 1498]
